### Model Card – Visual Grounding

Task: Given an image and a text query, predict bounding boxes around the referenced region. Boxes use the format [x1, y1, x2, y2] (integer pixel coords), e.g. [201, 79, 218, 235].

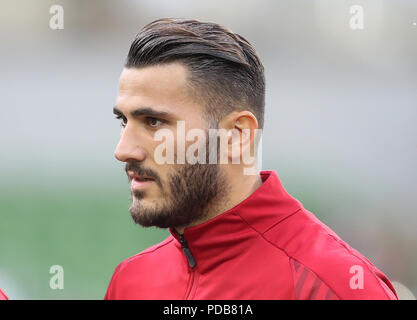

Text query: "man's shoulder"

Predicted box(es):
[261, 208, 398, 299]
[0, 288, 8, 300]
[104, 235, 178, 299]
[113, 235, 176, 276]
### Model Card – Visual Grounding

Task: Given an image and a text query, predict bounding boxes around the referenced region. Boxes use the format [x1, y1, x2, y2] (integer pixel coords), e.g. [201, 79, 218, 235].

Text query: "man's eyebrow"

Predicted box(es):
[113, 106, 172, 118]
[113, 106, 123, 116]
[131, 107, 171, 118]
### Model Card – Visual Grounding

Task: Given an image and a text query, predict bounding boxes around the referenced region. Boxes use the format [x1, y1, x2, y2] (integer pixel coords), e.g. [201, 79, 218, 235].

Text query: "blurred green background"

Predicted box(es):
[0, 0, 416, 299]
[0, 180, 169, 299]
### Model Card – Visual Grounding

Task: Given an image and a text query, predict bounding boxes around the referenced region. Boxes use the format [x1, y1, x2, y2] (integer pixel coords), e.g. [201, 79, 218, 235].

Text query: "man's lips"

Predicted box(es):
[127, 171, 155, 181]
[131, 178, 154, 191]
[128, 171, 155, 191]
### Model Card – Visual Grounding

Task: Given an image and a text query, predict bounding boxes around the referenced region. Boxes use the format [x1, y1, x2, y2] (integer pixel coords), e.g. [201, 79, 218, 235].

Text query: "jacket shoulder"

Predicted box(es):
[263, 208, 398, 300]
[115, 235, 174, 274]
[104, 236, 175, 299]
[0, 288, 8, 300]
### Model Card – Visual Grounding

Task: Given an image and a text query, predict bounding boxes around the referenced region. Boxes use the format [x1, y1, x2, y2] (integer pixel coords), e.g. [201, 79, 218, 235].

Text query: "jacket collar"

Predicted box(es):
[168, 170, 303, 272]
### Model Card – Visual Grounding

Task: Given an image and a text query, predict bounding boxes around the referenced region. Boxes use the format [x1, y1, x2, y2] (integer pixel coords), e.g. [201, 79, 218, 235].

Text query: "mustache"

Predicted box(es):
[125, 162, 163, 188]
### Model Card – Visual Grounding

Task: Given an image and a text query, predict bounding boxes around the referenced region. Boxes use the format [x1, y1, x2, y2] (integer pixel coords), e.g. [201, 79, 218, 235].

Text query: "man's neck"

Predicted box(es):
[174, 170, 263, 234]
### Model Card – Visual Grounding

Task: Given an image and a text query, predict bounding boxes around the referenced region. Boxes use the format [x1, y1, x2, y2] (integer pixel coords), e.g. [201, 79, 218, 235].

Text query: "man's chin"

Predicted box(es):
[130, 196, 155, 213]
[129, 206, 159, 228]
[129, 198, 169, 228]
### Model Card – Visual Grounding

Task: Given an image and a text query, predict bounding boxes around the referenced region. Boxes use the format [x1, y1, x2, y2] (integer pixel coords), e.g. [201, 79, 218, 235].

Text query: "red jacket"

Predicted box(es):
[105, 170, 398, 300]
[0, 288, 8, 300]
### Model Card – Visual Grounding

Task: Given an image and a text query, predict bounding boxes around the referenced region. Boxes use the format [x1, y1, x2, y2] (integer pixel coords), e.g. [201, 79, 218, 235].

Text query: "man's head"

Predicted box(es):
[113, 18, 265, 230]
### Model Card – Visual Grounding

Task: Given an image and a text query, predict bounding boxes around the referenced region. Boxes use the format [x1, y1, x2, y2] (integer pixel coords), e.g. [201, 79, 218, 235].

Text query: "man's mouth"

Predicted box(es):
[135, 177, 154, 181]
[128, 171, 156, 191]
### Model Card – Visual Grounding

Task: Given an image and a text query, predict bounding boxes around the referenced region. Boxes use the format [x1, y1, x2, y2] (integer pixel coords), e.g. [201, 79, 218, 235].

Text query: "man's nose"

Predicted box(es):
[114, 128, 146, 163]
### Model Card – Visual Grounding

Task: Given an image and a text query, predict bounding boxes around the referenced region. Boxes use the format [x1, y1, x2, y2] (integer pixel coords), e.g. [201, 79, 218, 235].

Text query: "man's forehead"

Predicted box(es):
[116, 63, 203, 118]
[118, 63, 189, 95]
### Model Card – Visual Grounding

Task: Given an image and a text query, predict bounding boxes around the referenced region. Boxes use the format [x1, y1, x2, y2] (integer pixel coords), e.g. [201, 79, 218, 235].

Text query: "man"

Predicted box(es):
[105, 18, 397, 300]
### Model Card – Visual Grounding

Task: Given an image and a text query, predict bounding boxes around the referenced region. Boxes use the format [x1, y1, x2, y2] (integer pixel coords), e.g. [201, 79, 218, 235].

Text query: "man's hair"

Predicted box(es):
[125, 18, 265, 128]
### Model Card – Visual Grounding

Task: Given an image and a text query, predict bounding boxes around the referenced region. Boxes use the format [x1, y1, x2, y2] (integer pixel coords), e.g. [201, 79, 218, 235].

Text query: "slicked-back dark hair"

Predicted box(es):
[125, 18, 265, 128]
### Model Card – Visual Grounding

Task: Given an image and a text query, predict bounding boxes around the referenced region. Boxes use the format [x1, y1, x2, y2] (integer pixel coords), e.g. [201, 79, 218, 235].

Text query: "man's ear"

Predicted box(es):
[218, 111, 259, 164]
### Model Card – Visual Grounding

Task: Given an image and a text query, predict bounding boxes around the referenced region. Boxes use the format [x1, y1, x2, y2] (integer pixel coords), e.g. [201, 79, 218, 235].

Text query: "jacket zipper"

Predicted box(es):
[179, 234, 196, 268]
[179, 233, 197, 299]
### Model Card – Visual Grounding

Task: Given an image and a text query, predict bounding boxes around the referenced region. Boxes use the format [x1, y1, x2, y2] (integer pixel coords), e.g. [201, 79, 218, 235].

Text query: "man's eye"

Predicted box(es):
[115, 115, 127, 128]
[146, 117, 163, 128]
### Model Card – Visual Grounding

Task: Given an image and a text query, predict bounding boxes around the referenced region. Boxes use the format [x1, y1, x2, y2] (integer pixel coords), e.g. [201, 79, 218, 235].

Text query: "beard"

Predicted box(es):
[126, 161, 229, 229]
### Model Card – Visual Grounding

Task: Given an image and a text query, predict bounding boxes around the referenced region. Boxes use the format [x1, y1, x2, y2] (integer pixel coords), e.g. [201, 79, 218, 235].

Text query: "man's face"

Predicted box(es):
[114, 63, 228, 229]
